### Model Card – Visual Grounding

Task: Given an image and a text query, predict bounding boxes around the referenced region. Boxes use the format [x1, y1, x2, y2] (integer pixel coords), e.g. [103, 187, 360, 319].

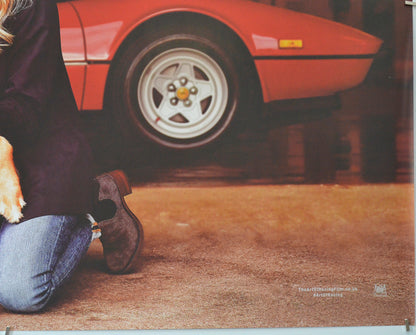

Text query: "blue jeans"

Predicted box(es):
[0, 215, 92, 313]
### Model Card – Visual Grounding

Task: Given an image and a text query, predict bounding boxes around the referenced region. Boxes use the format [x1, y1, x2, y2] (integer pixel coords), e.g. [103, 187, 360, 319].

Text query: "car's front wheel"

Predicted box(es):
[107, 26, 253, 150]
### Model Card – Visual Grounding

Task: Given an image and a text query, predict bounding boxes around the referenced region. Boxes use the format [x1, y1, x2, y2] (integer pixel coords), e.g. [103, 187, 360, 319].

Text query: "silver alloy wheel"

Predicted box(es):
[137, 48, 228, 139]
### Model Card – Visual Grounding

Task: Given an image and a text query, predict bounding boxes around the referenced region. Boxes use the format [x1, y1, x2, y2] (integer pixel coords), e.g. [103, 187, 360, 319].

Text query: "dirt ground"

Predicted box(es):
[0, 184, 414, 331]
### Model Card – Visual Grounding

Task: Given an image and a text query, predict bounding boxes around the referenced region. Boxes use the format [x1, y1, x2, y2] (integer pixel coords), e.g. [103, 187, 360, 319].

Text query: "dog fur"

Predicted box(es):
[0, 136, 25, 223]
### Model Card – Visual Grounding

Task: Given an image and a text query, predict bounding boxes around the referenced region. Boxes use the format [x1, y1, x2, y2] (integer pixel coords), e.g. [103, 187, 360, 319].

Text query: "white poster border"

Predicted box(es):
[4, 3, 415, 335]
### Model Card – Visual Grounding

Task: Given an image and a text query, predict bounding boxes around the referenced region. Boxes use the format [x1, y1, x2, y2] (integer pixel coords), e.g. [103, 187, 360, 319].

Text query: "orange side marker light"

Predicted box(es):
[279, 39, 303, 49]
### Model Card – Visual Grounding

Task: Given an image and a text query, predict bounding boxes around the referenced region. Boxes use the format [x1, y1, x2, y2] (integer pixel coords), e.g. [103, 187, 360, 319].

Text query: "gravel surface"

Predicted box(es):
[1, 184, 414, 330]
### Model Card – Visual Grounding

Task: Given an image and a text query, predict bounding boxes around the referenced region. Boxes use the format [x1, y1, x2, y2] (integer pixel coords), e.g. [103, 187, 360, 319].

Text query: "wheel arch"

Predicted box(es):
[103, 11, 263, 109]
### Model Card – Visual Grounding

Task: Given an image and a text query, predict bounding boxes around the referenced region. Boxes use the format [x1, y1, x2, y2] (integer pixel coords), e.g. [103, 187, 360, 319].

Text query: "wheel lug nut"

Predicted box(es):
[190, 87, 198, 95]
[170, 97, 179, 106]
[167, 84, 176, 92]
[179, 77, 188, 86]
[184, 99, 192, 107]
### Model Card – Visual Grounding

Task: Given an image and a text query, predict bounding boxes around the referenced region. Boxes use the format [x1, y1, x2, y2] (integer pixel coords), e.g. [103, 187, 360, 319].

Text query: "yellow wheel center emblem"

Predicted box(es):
[176, 87, 190, 100]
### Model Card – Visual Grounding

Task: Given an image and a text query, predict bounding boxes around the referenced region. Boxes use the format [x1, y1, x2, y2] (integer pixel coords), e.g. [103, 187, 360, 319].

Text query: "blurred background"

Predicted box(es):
[86, 0, 413, 186]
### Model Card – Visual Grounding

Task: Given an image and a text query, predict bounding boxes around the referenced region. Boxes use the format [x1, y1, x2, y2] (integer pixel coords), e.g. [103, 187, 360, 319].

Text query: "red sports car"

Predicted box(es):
[58, 0, 382, 149]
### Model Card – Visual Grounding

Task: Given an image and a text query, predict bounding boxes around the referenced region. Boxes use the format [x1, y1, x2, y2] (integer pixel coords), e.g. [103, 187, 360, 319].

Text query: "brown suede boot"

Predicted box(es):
[94, 170, 144, 274]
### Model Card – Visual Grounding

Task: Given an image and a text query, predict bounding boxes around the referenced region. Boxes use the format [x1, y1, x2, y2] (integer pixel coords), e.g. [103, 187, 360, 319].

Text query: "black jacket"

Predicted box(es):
[0, 0, 95, 222]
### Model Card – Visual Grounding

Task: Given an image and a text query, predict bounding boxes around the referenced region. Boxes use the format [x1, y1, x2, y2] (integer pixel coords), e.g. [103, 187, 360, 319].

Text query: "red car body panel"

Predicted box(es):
[58, 0, 382, 110]
[257, 58, 376, 101]
[83, 64, 110, 110]
[58, 2, 85, 109]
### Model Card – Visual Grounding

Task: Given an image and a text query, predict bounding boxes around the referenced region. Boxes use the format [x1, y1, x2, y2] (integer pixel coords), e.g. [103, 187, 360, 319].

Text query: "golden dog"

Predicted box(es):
[0, 136, 25, 223]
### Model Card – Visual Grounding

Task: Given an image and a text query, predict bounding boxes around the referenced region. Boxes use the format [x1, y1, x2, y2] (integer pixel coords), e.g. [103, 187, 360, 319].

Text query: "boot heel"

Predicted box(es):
[107, 170, 132, 196]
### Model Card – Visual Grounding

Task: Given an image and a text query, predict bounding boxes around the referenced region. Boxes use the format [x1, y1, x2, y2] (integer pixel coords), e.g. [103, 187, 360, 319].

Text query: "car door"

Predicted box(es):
[57, 1, 86, 110]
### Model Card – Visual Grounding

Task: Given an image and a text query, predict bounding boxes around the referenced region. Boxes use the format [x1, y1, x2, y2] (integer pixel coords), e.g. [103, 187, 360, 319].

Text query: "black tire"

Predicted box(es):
[106, 24, 257, 150]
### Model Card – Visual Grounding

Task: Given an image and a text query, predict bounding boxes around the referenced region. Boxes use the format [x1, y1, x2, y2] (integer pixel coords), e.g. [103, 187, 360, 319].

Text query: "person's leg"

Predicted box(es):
[0, 215, 92, 313]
